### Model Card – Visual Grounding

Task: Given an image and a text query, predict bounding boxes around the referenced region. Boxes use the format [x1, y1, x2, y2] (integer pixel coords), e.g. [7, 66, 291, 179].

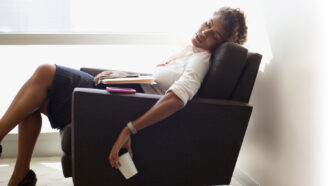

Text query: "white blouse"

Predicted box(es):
[141, 45, 211, 106]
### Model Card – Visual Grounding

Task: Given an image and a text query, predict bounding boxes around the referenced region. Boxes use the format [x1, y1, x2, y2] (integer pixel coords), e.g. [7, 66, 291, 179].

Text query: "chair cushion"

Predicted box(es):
[198, 42, 248, 99]
[60, 124, 72, 154]
[61, 153, 72, 178]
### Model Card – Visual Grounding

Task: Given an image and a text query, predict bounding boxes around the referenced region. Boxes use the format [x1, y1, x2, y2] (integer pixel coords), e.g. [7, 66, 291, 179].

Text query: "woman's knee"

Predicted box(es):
[35, 64, 55, 77]
[33, 64, 56, 86]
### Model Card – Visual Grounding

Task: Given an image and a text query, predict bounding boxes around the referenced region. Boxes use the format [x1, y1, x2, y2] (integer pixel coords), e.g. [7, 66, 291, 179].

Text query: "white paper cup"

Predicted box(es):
[118, 152, 138, 179]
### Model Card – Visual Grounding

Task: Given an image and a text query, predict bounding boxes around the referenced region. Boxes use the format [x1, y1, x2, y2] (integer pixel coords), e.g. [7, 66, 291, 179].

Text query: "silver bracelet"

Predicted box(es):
[127, 121, 138, 135]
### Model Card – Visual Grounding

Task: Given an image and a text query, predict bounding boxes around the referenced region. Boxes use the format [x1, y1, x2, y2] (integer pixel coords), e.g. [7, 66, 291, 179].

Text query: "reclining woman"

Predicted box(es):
[0, 7, 247, 186]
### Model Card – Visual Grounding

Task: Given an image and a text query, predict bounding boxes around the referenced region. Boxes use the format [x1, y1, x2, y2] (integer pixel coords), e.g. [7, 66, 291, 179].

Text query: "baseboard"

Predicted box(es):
[1, 132, 62, 158]
[232, 167, 260, 186]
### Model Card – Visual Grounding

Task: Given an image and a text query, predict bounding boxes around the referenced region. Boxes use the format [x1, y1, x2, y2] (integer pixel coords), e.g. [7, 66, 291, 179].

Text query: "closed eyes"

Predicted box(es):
[204, 20, 220, 41]
[210, 20, 225, 41]
[205, 21, 211, 28]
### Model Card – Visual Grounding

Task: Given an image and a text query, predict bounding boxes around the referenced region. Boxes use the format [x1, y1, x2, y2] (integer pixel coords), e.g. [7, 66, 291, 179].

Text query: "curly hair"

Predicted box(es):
[214, 7, 248, 45]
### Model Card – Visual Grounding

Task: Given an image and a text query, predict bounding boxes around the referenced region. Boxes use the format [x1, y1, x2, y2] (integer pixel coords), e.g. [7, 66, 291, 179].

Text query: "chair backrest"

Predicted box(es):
[197, 42, 262, 103]
[230, 52, 262, 102]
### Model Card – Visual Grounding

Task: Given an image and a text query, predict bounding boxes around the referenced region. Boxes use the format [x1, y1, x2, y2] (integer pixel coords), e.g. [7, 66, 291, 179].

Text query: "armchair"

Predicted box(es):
[60, 42, 262, 186]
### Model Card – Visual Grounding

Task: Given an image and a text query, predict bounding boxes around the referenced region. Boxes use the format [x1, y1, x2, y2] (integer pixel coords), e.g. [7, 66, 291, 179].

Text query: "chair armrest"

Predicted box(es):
[72, 87, 252, 186]
[80, 67, 152, 77]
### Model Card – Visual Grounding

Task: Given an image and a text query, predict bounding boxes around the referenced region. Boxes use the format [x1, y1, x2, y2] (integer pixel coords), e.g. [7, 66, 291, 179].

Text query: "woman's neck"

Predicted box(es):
[191, 45, 210, 53]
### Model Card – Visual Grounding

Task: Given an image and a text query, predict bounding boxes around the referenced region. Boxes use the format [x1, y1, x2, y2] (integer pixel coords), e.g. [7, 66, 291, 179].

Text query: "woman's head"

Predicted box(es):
[192, 7, 248, 51]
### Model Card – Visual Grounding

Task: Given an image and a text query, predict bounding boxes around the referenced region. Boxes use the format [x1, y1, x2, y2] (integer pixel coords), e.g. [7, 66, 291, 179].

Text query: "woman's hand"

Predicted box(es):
[109, 127, 133, 169]
[94, 71, 129, 86]
[94, 71, 114, 86]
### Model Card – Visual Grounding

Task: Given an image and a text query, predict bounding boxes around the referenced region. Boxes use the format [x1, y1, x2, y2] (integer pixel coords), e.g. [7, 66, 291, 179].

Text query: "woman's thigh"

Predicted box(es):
[39, 99, 49, 116]
[47, 65, 95, 129]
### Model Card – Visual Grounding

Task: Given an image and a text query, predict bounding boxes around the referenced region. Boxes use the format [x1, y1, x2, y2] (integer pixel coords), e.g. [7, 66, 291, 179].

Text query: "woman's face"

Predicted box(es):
[192, 15, 227, 51]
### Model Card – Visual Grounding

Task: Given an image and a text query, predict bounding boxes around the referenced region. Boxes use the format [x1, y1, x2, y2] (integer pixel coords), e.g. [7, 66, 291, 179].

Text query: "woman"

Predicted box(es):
[0, 7, 247, 186]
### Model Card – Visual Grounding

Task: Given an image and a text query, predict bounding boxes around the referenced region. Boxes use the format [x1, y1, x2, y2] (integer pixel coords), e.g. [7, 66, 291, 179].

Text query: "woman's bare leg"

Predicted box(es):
[0, 64, 55, 185]
[0, 64, 55, 142]
[8, 110, 42, 186]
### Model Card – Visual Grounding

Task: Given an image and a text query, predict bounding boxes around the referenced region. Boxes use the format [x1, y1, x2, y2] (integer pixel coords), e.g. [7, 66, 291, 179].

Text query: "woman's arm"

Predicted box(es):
[131, 90, 184, 132]
[109, 91, 184, 169]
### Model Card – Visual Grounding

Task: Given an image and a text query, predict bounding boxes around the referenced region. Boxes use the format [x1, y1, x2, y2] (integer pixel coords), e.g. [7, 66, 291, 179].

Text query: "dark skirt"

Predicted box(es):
[47, 64, 144, 130]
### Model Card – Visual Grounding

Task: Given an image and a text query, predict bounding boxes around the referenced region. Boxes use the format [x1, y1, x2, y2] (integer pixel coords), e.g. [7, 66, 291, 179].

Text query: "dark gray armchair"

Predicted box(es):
[60, 42, 262, 186]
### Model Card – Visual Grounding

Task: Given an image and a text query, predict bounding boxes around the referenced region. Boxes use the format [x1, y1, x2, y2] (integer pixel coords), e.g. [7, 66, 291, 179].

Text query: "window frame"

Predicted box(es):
[0, 33, 179, 45]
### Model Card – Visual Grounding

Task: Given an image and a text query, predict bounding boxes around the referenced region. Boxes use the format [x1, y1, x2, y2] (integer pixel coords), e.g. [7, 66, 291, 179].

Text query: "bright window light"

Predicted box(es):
[0, 0, 273, 67]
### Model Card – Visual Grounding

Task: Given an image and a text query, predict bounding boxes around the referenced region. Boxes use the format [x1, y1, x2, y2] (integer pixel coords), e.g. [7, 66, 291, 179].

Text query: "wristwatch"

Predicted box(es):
[127, 121, 138, 135]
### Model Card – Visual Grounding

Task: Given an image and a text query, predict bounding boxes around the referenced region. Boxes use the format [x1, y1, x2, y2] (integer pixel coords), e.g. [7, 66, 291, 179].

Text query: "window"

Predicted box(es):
[0, 0, 222, 35]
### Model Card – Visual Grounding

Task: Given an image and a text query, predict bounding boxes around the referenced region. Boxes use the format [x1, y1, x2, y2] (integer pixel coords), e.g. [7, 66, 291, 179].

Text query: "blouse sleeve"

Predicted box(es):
[165, 52, 211, 106]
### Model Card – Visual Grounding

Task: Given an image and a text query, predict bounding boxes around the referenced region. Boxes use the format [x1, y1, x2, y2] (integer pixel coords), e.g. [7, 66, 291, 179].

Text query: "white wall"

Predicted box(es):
[236, 0, 330, 185]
